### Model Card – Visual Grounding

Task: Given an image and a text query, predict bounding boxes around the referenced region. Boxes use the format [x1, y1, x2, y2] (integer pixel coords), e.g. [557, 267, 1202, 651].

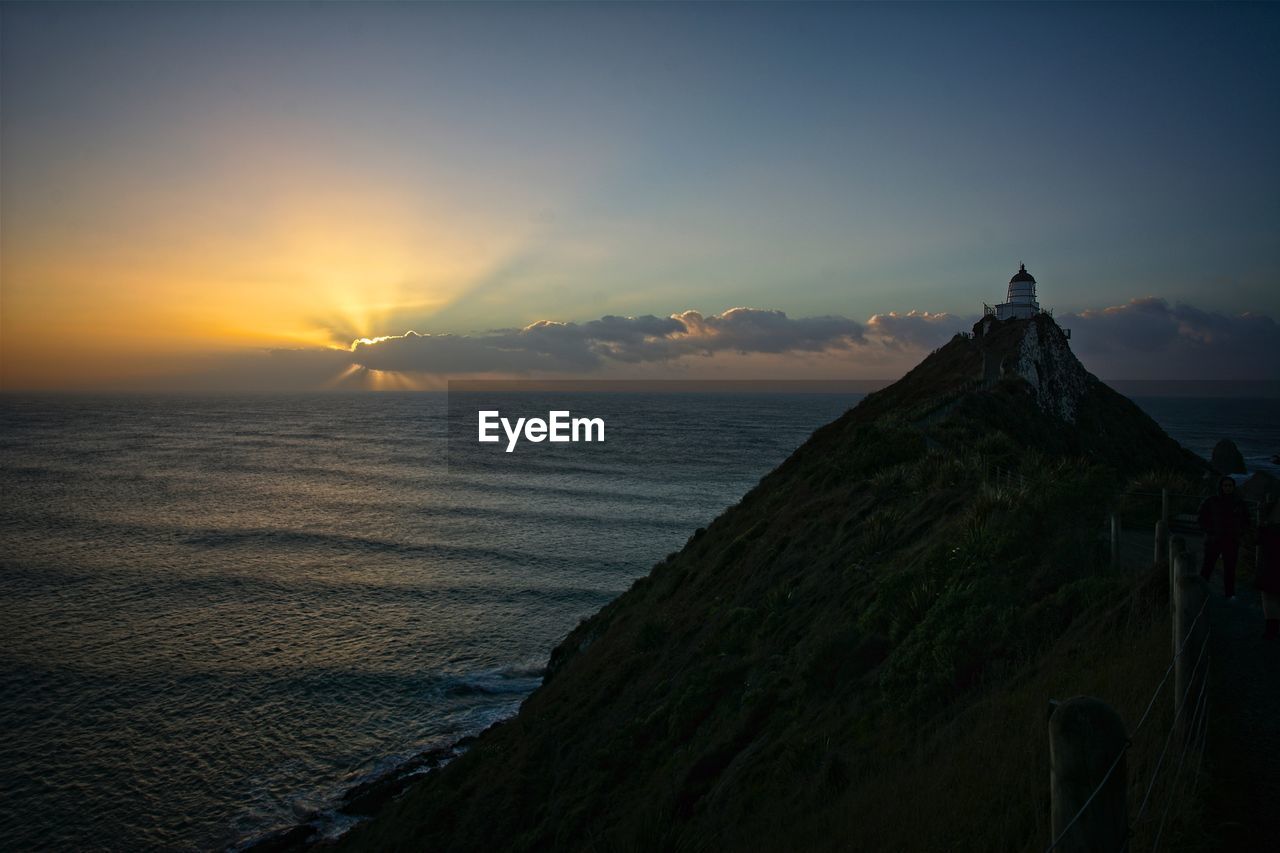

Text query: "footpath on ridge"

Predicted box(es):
[1201, 570, 1280, 850]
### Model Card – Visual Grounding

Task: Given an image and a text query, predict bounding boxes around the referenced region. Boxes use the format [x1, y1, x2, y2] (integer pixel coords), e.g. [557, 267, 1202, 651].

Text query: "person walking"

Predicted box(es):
[1198, 476, 1251, 599]
[1256, 497, 1280, 638]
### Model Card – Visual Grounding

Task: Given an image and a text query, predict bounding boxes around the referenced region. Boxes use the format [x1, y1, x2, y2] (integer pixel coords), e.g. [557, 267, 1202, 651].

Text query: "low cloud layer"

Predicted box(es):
[342, 299, 1276, 381]
[1061, 297, 1278, 379]
[88, 298, 1270, 391]
[351, 308, 871, 373]
[864, 310, 960, 351]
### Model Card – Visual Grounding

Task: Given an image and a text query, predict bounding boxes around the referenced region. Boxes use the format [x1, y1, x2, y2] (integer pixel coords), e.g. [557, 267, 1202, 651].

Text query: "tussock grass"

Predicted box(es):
[762, 565, 1211, 853]
[337, 318, 1212, 853]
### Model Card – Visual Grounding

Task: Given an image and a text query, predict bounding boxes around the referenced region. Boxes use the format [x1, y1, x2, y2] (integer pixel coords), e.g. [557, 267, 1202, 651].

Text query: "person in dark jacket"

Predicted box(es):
[1198, 476, 1252, 599]
[1257, 497, 1280, 638]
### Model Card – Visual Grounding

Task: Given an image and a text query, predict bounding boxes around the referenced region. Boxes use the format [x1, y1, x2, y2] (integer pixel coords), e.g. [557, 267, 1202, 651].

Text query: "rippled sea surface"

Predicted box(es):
[1, 392, 1276, 850]
[0, 392, 858, 850]
[1127, 397, 1280, 478]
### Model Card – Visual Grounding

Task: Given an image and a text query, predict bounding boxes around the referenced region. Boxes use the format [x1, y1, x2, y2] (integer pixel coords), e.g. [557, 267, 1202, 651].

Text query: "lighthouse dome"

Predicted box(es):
[1005, 263, 1037, 304]
[1009, 264, 1036, 285]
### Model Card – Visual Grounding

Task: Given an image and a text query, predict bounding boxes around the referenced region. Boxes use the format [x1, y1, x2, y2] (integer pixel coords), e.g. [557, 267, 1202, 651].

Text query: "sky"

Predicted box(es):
[2, 1, 1277, 390]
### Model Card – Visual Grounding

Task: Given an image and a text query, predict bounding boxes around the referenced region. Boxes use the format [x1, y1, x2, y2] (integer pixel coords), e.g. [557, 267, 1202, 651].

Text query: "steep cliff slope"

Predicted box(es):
[337, 315, 1205, 852]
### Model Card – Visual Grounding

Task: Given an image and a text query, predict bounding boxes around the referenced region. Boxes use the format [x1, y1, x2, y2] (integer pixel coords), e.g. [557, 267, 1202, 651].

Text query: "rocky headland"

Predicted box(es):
[269, 313, 1212, 852]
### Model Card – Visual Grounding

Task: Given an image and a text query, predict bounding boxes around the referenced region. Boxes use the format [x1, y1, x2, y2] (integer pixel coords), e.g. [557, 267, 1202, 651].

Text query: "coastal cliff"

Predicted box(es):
[333, 314, 1206, 851]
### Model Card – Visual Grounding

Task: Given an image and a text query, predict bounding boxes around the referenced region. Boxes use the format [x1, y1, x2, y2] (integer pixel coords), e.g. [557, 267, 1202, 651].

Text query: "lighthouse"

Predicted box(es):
[986, 263, 1041, 320]
[976, 262, 1069, 340]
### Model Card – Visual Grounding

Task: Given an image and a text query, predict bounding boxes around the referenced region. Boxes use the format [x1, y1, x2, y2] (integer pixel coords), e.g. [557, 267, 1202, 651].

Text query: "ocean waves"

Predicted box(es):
[0, 391, 858, 849]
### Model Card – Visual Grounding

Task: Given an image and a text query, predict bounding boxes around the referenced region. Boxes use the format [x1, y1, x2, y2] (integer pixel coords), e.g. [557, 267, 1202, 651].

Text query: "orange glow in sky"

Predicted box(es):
[1, 157, 536, 387]
[3, 3, 1276, 389]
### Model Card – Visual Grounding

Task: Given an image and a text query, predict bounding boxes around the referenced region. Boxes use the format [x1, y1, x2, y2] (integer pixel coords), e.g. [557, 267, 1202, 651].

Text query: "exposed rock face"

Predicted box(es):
[973, 315, 1091, 423]
[1010, 317, 1091, 423]
[1212, 438, 1247, 474]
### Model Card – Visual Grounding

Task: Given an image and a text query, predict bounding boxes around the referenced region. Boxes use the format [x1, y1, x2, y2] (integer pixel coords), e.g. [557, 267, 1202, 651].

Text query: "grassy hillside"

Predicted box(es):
[335, 316, 1208, 852]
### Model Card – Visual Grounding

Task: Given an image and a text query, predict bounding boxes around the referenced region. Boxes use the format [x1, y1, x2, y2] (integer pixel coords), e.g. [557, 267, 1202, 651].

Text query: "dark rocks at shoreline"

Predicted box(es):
[1213, 438, 1247, 474]
[239, 738, 479, 852]
[338, 746, 456, 816]
[239, 823, 319, 853]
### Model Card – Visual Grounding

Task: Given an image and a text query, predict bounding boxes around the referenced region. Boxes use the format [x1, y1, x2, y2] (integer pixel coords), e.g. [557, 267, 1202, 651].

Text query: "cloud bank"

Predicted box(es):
[1061, 297, 1278, 380]
[74, 298, 1269, 392]
[350, 308, 874, 373]
[340, 299, 1276, 382]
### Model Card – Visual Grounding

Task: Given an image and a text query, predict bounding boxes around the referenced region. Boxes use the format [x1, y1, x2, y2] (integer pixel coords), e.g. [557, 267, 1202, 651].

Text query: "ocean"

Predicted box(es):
[1, 391, 1277, 850]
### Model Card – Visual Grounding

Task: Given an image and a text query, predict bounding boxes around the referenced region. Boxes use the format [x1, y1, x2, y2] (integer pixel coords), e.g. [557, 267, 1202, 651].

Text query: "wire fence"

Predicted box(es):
[1132, 617, 1211, 851]
[1117, 489, 1264, 532]
[1042, 481, 1260, 848]
[1105, 488, 1262, 580]
[1045, 595, 1212, 853]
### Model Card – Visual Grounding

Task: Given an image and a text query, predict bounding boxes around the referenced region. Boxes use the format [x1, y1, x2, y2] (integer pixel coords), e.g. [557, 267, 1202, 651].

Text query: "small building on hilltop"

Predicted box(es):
[971, 264, 1078, 399]
[988, 263, 1040, 320]
[976, 263, 1069, 340]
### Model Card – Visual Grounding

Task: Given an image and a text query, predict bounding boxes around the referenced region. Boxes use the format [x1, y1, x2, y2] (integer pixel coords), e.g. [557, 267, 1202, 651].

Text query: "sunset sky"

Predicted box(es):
[2, 2, 1277, 390]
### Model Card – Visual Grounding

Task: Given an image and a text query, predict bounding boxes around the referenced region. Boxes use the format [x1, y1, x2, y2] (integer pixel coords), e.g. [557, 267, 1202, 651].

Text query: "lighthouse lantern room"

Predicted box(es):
[986, 263, 1041, 320]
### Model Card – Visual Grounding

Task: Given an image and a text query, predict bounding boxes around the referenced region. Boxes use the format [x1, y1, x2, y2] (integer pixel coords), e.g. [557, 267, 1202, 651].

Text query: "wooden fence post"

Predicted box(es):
[1049, 696, 1128, 852]
[1161, 488, 1169, 527]
[1173, 558, 1209, 741]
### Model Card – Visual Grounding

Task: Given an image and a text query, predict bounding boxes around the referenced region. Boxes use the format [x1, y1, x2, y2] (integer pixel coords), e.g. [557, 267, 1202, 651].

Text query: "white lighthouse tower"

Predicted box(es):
[987, 263, 1041, 320]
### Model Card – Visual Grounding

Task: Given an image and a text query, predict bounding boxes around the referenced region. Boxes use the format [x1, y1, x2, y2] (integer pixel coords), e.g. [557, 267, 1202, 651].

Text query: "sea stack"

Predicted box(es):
[1211, 438, 1247, 474]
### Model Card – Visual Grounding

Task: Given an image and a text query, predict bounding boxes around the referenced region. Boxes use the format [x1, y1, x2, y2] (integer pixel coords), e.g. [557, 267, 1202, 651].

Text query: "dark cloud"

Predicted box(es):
[344, 300, 1278, 380]
[1062, 298, 1278, 379]
[865, 310, 966, 351]
[164, 298, 1268, 391]
[670, 309, 865, 355]
[349, 308, 867, 373]
[512, 314, 687, 365]
[352, 331, 582, 372]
